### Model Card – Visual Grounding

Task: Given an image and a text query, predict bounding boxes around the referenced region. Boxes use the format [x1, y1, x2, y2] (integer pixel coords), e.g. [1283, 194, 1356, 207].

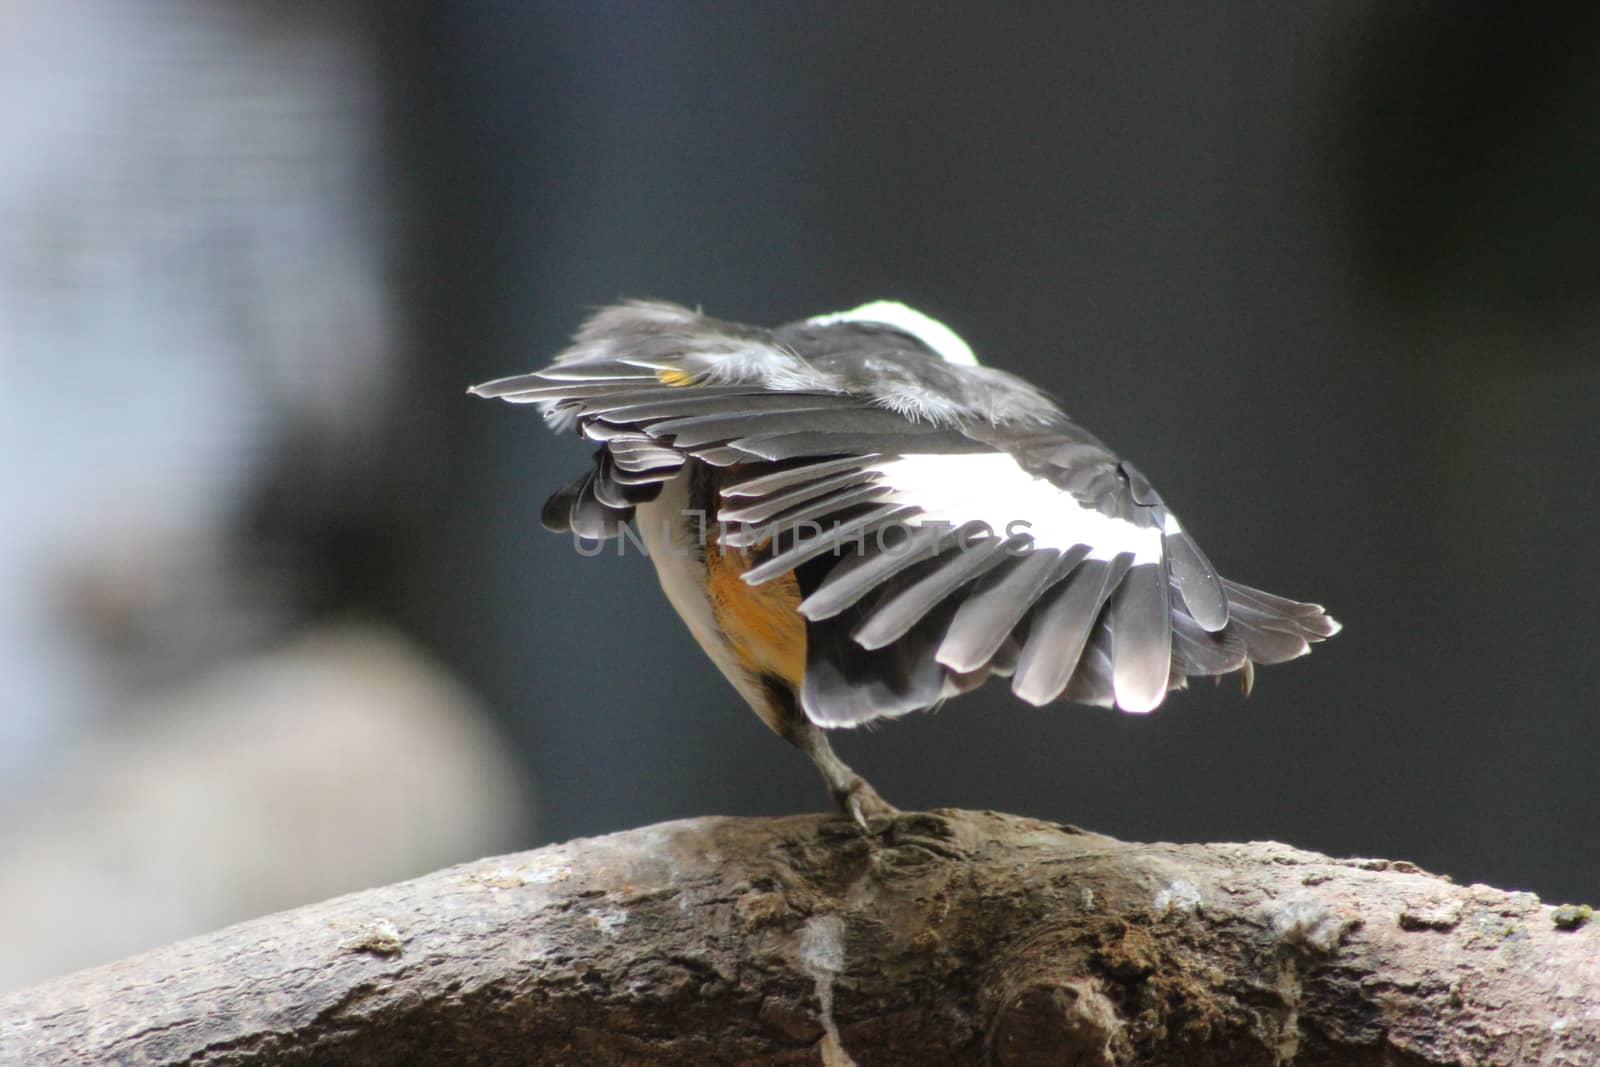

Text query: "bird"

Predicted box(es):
[471, 300, 1339, 826]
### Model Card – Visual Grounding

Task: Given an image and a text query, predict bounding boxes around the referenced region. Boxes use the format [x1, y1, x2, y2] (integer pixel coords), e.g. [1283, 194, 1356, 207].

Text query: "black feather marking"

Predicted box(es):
[934, 545, 1074, 673]
[540, 473, 586, 533]
[798, 523, 951, 620]
[1109, 562, 1173, 711]
[851, 533, 1009, 650]
[1165, 529, 1229, 632]
[1011, 555, 1119, 706]
[741, 503, 916, 584]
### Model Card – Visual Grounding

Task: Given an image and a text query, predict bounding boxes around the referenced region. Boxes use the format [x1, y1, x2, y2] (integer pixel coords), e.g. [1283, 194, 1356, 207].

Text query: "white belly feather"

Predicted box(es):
[636, 472, 773, 717]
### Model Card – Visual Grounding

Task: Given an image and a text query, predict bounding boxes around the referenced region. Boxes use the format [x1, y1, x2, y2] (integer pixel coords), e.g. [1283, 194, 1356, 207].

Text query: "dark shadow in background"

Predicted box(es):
[374, 3, 1600, 902]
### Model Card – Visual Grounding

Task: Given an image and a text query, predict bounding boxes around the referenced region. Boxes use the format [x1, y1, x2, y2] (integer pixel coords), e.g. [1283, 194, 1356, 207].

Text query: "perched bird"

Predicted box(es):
[472, 300, 1339, 825]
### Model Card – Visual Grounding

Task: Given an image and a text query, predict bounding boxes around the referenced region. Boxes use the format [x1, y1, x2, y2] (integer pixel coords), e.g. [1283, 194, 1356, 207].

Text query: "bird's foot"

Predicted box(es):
[832, 775, 898, 833]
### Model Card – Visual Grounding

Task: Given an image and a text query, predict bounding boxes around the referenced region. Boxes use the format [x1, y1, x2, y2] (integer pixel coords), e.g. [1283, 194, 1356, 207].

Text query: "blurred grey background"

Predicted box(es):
[3, 2, 1596, 990]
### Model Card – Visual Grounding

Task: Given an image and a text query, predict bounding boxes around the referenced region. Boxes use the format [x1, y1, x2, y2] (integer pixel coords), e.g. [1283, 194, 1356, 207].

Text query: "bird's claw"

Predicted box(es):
[836, 776, 898, 834]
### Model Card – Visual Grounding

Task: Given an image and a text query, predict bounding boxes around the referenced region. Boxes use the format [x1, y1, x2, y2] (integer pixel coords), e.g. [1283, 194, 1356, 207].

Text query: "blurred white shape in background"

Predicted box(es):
[0, 624, 530, 990]
[0, 3, 534, 990]
[0, 1, 385, 768]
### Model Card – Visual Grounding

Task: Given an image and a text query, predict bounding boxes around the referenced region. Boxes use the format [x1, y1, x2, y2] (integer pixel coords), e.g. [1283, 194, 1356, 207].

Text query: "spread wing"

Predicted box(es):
[473, 300, 1339, 725]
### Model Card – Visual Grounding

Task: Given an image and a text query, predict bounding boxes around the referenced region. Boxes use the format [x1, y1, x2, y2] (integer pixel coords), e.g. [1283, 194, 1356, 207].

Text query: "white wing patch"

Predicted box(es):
[871, 453, 1165, 564]
[806, 301, 980, 367]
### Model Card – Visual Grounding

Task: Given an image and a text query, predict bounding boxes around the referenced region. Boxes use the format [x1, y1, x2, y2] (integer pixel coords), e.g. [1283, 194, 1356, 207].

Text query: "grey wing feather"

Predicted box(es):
[1222, 580, 1339, 630]
[728, 428, 987, 463]
[934, 546, 1072, 674]
[591, 454, 633, 508]
[539, 472, 586, 533]
[716, 469, 879, 526]
[723, 456, 881, 497]
[797, 524, 951, 620]
[692, 446, 749, 466]
[568, 471, 628, 540]
[741, 503, 917, 583]
[1171, 610, 1249, 677]
[607, 442, 684, 476]
[851, 534, 1010, 650]
[720, 482, 893, 546]
[1061, 617, 1118, 707]
[649, 407, 919, 449]
[1164, 527, 1229, 631]
[802, 609, 948, 727]
[1108, 562, 1174, 712]
[586, 390, 858, 421]
[1012, 554, 1131, 706]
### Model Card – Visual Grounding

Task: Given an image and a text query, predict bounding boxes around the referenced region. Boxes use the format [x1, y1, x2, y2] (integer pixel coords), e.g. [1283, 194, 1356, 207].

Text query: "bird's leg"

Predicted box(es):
[788, 717, 898, 830]
[759, 675, 897, 829]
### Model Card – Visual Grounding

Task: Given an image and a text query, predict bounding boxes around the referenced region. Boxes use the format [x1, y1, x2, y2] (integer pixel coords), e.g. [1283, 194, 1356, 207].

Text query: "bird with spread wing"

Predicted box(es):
[472, 300, 1339, 825]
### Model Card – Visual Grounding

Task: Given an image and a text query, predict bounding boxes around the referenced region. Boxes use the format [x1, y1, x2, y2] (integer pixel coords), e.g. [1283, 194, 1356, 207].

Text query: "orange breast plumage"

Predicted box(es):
[704, 535, 806, 691]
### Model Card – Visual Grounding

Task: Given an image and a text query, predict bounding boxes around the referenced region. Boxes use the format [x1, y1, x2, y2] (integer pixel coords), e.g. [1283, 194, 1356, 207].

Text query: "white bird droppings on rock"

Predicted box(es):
[588, 907, 629, 938]
[1154, 880, 1202, 916]
[799, 914, 858, 1067]
[1269, 892, 1356, 954]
